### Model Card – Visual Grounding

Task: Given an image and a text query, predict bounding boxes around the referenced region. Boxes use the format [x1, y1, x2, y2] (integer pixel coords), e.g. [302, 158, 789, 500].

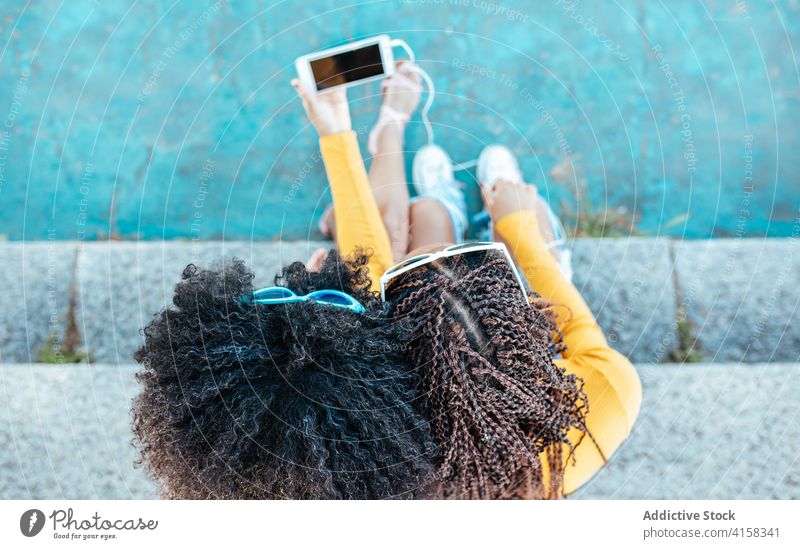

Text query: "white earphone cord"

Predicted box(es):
[390, 39, 478, 171]
[389, 39, 565, 244]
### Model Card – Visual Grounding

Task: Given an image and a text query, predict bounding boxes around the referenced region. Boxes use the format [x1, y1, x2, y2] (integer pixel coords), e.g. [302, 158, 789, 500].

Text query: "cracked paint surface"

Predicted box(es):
[0, 0, 797, 240]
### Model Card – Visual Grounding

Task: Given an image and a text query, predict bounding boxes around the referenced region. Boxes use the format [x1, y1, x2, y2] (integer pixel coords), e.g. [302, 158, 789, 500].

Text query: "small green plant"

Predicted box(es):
[549, 156, 639, 238]
[668, 316, 703, 363]
[569, 205, 638, 238]
[36, 248, 91, 364]
[37, 332, 89, 364]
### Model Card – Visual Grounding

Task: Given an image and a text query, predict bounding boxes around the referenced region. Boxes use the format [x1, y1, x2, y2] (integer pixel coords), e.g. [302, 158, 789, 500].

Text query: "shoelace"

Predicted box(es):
[421, 158, 451, 187]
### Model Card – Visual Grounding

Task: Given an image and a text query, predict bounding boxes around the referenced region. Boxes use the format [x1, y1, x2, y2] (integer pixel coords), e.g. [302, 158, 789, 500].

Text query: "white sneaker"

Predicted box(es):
[412, 144, 455, 195]
[477, 144, 522, 187]
[412, 144, 467, 242]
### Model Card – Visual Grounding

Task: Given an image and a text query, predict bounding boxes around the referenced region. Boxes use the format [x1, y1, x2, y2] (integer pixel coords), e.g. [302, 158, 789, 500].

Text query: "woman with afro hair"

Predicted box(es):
[133, 61, 641, 500]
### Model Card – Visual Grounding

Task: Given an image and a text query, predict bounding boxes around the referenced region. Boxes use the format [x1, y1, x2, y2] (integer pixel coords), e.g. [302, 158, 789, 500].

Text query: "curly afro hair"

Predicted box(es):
[132, 250, 438, 500]
[384, 248, 589, 499]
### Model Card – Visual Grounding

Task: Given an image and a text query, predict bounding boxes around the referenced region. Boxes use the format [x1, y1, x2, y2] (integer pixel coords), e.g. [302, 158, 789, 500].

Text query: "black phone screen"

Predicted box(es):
[310, 44, 384, 90]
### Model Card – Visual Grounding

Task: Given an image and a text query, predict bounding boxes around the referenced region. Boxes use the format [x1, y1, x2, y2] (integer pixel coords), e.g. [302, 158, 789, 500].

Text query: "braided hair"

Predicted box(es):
[385, 249, 589, 499]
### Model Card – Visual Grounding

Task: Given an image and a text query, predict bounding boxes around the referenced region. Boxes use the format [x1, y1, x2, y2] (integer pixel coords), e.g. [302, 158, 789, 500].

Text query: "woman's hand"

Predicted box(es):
[480, 179, 539, 223]
[306, 248, 328, 272]
[291, 79, 351, 137]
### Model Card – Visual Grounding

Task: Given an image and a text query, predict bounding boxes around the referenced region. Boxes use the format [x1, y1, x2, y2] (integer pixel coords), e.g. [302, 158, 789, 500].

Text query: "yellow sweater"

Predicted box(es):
[320, 131, 642, 495]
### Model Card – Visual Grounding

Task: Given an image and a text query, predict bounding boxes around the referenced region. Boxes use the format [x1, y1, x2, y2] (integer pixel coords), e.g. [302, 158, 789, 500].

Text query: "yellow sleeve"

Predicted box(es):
[494, 210, 642, 495]
[319, 131, 394, 292]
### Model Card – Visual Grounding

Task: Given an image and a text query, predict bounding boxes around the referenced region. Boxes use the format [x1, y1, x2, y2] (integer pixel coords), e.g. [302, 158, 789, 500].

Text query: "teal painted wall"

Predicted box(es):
[1, 0, 798, 240]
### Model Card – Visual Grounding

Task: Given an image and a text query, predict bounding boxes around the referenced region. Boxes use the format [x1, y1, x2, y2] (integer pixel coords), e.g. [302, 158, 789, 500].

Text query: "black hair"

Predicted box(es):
[132, 250, 438, 499]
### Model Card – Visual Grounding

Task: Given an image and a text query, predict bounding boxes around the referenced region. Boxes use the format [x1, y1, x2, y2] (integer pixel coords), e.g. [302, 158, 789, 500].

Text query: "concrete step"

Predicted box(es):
[0, 363, 797, 499]
[0, 238, 798, 365]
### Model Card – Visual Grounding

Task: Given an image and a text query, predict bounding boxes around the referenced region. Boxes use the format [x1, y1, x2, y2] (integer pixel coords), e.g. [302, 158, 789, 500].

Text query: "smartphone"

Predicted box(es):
[295, 35, 395, 93]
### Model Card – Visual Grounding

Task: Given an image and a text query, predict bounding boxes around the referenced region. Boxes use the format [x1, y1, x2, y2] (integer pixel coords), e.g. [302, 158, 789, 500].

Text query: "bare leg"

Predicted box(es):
[405, 195, 558, 261]
[408, 198, 455, 252]
[324, 62, 421, 261]
[368, 123, 411, 261]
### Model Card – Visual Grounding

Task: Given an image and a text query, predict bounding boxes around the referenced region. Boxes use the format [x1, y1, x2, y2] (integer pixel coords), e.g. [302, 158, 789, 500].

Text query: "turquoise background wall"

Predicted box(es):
[1, 0, 798, 240]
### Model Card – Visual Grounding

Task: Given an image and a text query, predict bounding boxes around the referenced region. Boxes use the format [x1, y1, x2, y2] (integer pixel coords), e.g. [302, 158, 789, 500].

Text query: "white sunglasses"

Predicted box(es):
[379, 241, 529, 303]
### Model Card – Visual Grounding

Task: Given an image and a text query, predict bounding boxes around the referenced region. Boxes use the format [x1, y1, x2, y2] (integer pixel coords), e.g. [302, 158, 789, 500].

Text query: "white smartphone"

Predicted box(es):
[295, 35, 395, 93]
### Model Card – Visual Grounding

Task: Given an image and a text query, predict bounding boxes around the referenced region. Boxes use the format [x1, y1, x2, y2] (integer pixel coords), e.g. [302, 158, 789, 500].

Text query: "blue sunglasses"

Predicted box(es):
[244, 286, 365, 314]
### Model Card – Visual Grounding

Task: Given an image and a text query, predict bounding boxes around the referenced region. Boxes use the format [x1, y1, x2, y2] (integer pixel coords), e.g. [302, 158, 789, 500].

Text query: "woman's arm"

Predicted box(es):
[485, 181, 642, 495]
[292, 80, 394, 291]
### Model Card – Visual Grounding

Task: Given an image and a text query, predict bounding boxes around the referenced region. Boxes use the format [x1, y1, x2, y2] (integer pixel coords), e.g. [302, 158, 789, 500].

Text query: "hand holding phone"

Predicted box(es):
[290, 79, 351, 137]
[295, 35, 395, 93]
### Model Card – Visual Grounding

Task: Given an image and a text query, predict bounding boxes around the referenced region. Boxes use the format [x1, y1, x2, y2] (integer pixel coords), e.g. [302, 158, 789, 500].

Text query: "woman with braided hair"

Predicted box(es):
[132, 61, 640, 500]
[293, 61, 642, 499]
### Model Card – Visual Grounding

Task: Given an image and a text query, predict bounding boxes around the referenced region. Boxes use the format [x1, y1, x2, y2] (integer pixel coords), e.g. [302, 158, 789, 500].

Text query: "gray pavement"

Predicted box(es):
[673, 239, 800, 363]
[0, 243, 76, 364]
[0, 363, 797, 500]
[74, 240, 323, 364]
[571, 238, 676, 363]
[574, 363, 800, 499]
[1, 237, 798, 365]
